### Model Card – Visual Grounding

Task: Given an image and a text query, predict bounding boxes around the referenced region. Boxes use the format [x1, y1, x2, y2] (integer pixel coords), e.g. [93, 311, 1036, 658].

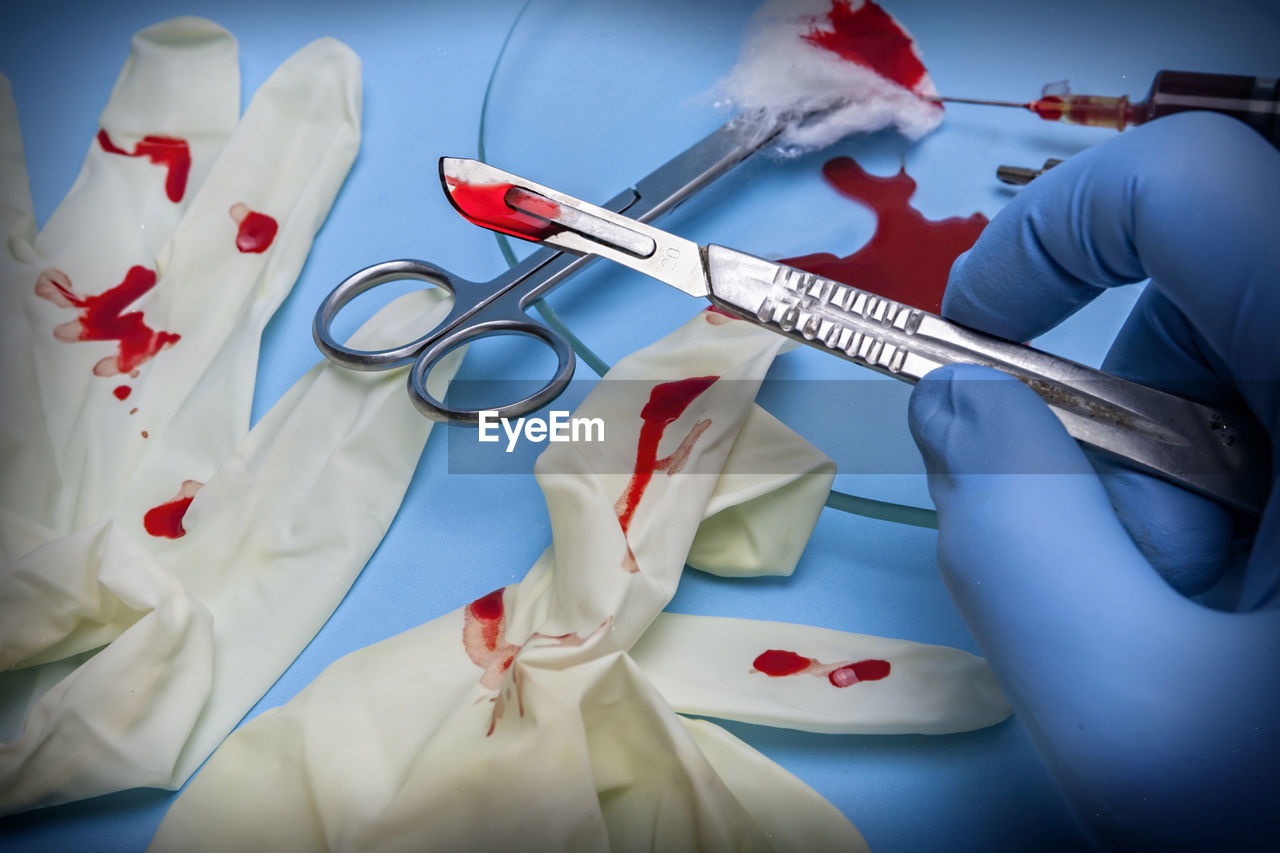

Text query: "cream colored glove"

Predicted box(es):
[0, 18, 461, 812]
[151, 312, 1008, 852]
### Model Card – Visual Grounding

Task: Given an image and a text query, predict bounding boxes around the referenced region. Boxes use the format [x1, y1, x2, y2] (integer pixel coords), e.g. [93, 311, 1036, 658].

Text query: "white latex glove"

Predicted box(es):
[151, 311, 1008, 852]
[0, 17, 461, 812]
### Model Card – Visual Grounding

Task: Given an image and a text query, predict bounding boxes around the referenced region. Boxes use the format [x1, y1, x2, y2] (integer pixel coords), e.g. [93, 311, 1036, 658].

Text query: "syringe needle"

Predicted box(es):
[921, 95, 1031, 109]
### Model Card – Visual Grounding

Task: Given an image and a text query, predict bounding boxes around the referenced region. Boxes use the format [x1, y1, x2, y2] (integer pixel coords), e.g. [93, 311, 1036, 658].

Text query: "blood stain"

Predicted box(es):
[35, 267, 180, 377]
[781, 157, 987, 314]
[443, 177, 562, 242]
[752, 648, 891, 688]
[802, 0, 933, 94]
[97, 129, 191, 202]
[463, 588, 521, 691]
[143, 480, 203, 539]
[613, 377, 718, 570]
[228, 203, 279, 253]
[113, 385, 132, 401]
[462, 587, 609, 735]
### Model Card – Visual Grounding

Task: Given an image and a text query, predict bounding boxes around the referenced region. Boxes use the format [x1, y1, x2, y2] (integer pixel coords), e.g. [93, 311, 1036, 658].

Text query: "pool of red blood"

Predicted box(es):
[781, 158, 987, 314]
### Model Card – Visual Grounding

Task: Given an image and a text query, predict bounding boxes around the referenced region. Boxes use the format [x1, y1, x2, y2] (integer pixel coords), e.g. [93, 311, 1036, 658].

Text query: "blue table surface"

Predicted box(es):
[2, 1, 1276, 850]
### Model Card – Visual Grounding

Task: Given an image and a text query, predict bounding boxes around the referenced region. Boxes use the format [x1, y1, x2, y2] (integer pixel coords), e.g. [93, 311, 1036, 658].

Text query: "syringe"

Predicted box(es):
[929, 71, 1279, 146]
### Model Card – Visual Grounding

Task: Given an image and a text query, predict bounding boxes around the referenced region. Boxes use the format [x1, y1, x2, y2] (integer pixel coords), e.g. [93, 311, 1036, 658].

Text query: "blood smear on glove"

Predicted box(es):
[97, 130, 191, 203]
[463, 587, 609, 734]
[144, 480, 203, 539]
[229, 203, 279, 253]
[113, 385, 132, 400]
[464, 588, 520, 690]
[615, 376, 718, 538]
[753, 648, 890, 687]
[780, 158, 987, 313]
[35, 266, 181, 377]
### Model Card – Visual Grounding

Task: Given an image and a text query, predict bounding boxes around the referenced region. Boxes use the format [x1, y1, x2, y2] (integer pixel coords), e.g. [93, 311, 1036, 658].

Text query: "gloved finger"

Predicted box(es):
[944, 113, 1280, 391]
[908, 364, 1170, 608]
[1089, 286, 1239, 594]
[945, 113, 1279, 595]
[34, 18, 239, 265]
[909, 364, 1280, 848]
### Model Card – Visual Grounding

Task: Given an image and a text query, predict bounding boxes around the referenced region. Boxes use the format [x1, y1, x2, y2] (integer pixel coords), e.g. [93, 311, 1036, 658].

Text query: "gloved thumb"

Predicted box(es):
[908, 362, 1172, 629]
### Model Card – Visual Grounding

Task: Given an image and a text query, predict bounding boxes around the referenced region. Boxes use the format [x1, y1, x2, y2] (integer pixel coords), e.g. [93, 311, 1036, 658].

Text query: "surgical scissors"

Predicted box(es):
[313, 115, 781, 424]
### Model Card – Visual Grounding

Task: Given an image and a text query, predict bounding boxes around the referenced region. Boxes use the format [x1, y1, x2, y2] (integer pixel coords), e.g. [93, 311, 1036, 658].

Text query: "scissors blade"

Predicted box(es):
[440, 157, 710, 298]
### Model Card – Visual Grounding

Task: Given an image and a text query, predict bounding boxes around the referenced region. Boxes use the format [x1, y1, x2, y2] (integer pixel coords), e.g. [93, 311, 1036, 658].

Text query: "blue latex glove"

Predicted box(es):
[908, 111, 1279, 851]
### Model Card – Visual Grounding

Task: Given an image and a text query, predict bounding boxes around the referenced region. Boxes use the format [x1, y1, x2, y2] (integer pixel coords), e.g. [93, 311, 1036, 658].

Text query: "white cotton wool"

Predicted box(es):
[716, 0, 943, 155]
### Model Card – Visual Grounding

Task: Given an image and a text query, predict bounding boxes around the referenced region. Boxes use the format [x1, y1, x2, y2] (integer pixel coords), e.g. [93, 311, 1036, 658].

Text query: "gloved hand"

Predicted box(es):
[907, 111, 1279, 851]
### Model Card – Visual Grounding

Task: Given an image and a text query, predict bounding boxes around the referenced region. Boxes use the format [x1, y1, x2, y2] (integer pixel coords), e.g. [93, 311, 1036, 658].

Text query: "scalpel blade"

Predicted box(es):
[439, 157, 710, 298]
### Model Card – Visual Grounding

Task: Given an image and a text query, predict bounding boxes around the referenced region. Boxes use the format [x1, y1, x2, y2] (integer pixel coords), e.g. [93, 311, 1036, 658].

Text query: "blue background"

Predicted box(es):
[2, 0, 1277, 850]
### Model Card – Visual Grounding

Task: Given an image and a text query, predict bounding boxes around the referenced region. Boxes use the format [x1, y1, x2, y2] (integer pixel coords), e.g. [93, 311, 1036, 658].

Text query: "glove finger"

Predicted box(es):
[945, 112, 1280, 393]
[34, 17, 239, 262]
[1087, 285, 1238, 594]
[134, 37, 361, 440]
[0, 75, 57, 520]
[0, 74, 35, 264]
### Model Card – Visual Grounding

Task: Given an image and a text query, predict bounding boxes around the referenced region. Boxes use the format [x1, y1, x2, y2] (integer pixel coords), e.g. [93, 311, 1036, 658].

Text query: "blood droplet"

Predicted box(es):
[781, 157, 987, 314]
[828, 657, 891, 686]
[753, 649, 813, 676]
[443, 177, 562, 242]
[802, 0, 931, 94]
[614, 376, 718, 541]
[143, 480, 203, 539]
[753, 648, 890, 688]
[113, 385, 132, 401]
[97, 129, 191, 203]
[229, 203, 279, 253]
[35, 267, 181, 377]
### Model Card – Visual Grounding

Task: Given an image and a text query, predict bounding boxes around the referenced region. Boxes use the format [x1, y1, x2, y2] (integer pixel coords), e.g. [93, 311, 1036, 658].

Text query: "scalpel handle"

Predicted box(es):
[703, 245, 1270, 515]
